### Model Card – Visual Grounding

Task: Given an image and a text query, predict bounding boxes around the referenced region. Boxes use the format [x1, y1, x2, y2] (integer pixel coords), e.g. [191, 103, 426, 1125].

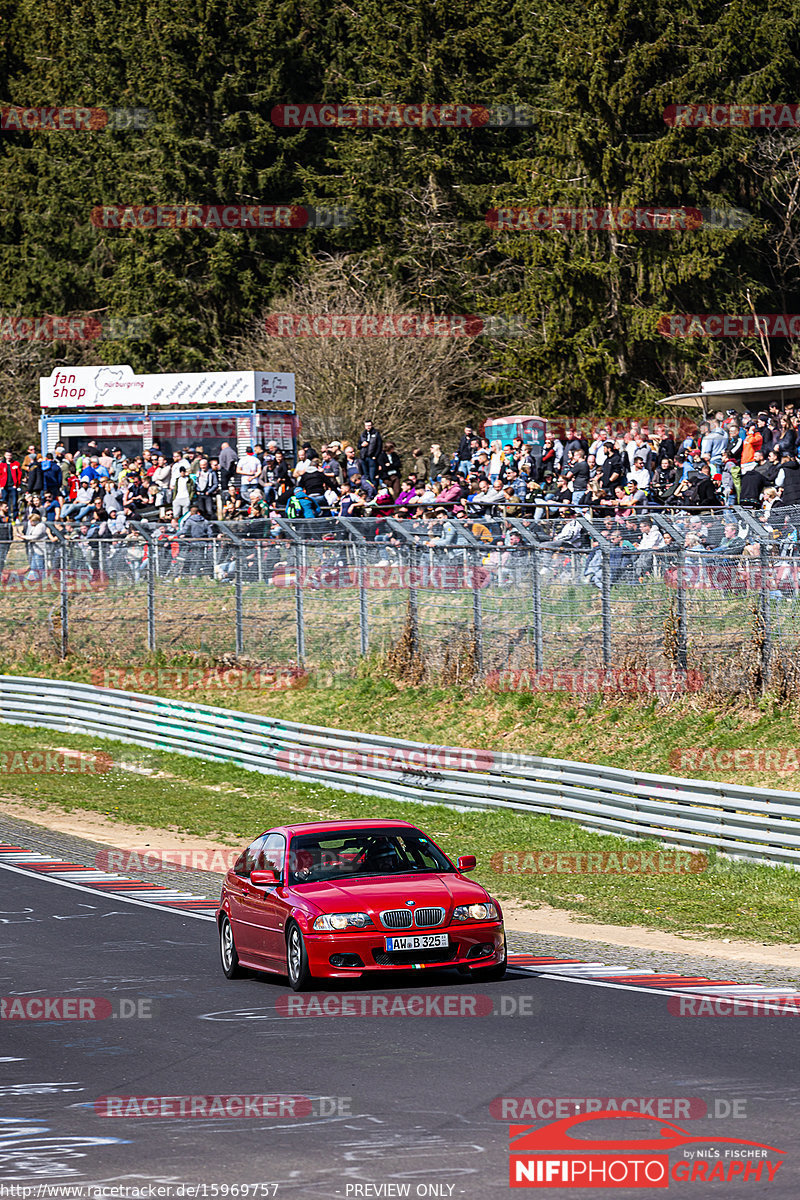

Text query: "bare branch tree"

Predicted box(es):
[227, 256, 493, 454]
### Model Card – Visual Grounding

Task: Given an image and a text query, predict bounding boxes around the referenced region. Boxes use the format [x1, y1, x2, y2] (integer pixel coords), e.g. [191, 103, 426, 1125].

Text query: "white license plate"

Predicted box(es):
[385, 934, 449, 951]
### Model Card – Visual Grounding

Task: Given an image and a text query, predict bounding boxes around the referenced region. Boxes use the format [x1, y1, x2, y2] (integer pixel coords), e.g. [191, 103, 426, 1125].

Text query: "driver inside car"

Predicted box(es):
[363, 836, 403, 872]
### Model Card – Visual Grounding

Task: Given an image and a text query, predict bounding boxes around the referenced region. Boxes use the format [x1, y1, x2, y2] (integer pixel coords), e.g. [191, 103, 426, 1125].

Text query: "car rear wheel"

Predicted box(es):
[220, 915, 243, 979]
[286, 921, 314, 991]
[469, 936, 507, 982]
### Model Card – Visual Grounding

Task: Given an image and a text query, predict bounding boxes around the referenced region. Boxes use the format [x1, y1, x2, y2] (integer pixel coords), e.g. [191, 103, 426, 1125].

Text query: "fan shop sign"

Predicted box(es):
[275, 563, 489, 589]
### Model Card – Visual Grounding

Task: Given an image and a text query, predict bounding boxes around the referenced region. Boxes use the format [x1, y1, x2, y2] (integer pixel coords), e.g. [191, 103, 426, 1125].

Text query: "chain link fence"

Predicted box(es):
[2, 505, 800, 693]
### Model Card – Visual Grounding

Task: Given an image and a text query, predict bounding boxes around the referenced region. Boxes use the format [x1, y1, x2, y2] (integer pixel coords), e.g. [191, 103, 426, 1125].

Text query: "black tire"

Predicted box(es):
[286, 921, 314, 992]
[469, 936, 507, 982]
[219, 915, 243, 979]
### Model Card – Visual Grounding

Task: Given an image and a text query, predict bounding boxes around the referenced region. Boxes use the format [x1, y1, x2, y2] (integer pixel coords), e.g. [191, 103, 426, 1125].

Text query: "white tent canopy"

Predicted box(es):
[661, 372, 800, 414]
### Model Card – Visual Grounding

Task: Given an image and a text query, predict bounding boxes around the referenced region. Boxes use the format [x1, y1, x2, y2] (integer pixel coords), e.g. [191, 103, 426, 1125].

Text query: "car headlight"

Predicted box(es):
[312, 912, 374, 931]
[452, 902, 499, 922]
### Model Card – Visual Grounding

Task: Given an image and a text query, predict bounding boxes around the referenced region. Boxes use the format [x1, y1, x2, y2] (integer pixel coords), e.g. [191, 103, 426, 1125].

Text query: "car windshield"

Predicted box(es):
[287, 828, 454, 885]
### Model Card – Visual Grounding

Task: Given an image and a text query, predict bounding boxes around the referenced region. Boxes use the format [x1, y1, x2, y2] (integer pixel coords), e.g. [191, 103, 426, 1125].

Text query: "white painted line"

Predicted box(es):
[511, 965, 787, 1003]
[674, 985, 799, 996]
[0, 861, 216, 921]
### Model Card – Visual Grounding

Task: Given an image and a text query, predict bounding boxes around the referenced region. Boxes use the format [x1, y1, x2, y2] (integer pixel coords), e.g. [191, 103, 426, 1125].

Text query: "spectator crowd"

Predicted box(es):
[2, 404, 800, 582]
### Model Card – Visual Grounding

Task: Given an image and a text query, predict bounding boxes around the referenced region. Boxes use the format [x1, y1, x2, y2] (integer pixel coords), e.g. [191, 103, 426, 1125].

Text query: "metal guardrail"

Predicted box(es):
[1, 674, 799, 868]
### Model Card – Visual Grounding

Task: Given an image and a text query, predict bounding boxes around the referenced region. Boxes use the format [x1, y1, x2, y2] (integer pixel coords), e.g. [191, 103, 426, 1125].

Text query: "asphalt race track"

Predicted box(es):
[2, 848, 800, 1197]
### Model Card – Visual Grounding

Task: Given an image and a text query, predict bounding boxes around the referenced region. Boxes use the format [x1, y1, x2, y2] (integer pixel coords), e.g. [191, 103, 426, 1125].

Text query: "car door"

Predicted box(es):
[227, 836, 268, 961]
[248, 834, 289, 966]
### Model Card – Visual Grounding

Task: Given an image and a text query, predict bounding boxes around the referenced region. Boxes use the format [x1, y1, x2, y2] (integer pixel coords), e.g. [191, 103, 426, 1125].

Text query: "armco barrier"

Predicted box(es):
[1, 675, 799, 868]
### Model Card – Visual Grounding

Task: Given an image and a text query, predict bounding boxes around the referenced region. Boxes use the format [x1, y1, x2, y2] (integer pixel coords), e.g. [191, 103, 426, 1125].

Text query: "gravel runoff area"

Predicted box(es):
[3, 811, 800, 991]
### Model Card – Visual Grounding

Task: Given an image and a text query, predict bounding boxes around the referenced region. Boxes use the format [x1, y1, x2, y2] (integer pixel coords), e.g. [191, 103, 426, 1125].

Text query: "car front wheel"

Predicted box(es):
[220, 915, 243, 979]
[286, 921, 314, 991]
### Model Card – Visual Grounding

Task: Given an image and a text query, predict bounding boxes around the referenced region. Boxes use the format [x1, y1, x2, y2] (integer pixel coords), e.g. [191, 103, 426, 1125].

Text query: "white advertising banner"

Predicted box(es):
[40, 364, 295, 410]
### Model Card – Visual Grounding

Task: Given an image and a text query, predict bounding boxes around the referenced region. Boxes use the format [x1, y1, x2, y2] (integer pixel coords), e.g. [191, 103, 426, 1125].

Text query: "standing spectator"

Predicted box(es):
[168, 449, 192, 491]
[320, 447, 343, 487]
[218, 441, 238, 490]
[194, 458, 219, 519]
[457, 425, 476, 474]
[359, 420, 383, 483]
[172, 467, 195, 521]
[628, 455, 650, 500]
[757, 413, 774, 458]
[180, 505, 213, 575]
[58, 450, 76, 492]
[21, 512, 52, 576]
[741, 422, 762, 473]
[775, 416, 798, 459]
[286, 484, 320, 518]
[380, 442, 402, 497]
[0, 501, 12, 573]
[601, 440, 624, 492]
[565, 449, 589, 506]
[42, 453, 63, 497]
[152, 455, 173, 511]
[413, 447, 428, 482]
[236, 446, 260, 500]
[634, 517, 664, 578]
[302, 457, 328, 501]
[25, 455, 45, 497]
[0, 450, 21, 516]
[726, 422, 743, 465]
[123, 530, 145, 583]
[776, 452, 800, 507]
[429, 443, 446, 478]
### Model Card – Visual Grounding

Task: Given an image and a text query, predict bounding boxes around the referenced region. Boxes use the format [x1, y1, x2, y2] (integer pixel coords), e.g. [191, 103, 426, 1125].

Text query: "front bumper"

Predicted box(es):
[303, 922, 505, 977]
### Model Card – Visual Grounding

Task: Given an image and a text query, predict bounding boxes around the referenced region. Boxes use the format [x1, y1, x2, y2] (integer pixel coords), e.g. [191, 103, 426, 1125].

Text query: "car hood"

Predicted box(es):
[289, 873, 492, 917]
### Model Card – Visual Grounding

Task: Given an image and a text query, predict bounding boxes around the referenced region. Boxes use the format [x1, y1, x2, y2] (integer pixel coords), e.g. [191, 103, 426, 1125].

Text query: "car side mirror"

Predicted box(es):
[249, 868, 279, 887]
[457, 855, 477, 873]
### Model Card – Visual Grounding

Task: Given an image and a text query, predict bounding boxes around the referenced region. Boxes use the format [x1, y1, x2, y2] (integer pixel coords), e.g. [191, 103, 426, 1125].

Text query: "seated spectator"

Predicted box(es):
[702, 521, 746, 555]
[426, 508, 459, 546]
[221, 485, 246, 521]
[80, 455, 110, 483]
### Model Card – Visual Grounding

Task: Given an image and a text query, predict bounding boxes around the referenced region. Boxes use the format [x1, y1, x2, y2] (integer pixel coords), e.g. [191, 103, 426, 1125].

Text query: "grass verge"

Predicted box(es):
[1, 721, 798, 943]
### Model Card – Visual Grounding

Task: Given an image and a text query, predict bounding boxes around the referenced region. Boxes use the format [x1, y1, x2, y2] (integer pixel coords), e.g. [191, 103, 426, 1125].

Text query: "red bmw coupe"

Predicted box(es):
[217, 819, 506, 990]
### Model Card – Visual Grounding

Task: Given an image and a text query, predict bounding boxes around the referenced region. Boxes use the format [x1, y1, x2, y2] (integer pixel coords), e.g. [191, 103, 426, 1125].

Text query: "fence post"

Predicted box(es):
[530, 544, 543, 671]
[472, 549, 484, 678]
[601, 547, 612, 667]
[147, 541, 156, 652]
[59, 550, 69, 660]
[733, 505, 773, 689]
[357, 543, 369, 657]
[294, 544, 305, 667]
[675, 547, 687, 673]
[408, 545, 419, 656]
[234, 543, 244, 656]
[760, 540, 772, 685]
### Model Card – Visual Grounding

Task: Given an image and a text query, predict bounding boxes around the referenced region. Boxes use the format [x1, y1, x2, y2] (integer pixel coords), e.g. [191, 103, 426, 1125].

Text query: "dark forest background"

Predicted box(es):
[2, 0, 800, 448]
